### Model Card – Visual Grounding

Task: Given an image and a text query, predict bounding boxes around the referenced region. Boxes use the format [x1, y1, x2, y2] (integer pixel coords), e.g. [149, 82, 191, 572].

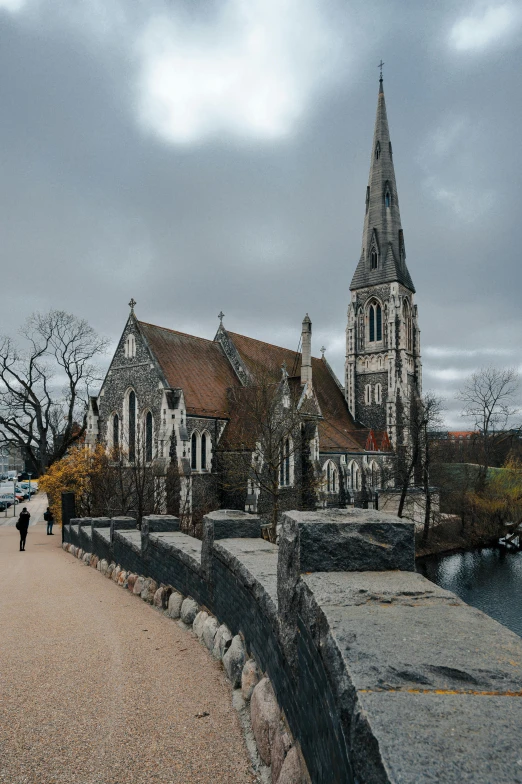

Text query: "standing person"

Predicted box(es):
[16, 507, 30, 551]
[44, 507, 55, 535]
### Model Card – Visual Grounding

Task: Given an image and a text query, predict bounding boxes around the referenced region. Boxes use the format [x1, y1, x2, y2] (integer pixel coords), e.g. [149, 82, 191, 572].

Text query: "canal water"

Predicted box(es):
[417, 547, 522, 638]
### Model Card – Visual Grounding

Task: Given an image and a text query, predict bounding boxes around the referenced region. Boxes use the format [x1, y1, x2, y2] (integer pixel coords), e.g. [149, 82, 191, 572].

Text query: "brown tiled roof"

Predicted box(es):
[138, 321, 239, 417]
[139, 322, 373, 453]
[228, 332, 368, 452]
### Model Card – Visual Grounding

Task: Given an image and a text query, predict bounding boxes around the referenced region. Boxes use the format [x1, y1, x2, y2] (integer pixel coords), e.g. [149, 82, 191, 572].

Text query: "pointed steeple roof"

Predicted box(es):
[350, 76, 415, 292]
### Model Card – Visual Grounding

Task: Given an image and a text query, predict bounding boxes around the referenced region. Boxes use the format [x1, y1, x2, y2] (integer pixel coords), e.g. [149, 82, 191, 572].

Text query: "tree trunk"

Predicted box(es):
[398, 445, 418, 519]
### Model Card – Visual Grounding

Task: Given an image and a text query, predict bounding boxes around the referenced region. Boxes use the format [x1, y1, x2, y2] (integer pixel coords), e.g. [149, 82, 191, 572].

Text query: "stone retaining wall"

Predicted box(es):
[63, 507, 522, 784]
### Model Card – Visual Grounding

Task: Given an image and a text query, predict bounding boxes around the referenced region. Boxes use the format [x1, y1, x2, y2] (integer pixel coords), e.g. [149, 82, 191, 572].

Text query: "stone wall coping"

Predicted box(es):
[206, 509, 262, 522]
[63, 514, 522, 782]
[213, 538, 279, 620]
[92, 527, 111, 544]
[298, 569, 522, 783]
[77, 517, 92, 531]
[284, 508, 406, 525]
[150, 531, 203, 572]
[90, 517, 111, 529]
[281, 508, 415, 573]
[114, 529, 141, 554]
[142, 514, 180, 533]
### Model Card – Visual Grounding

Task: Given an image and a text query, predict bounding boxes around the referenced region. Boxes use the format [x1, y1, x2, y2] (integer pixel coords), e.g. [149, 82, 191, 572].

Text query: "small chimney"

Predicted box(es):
[301, 314, 312, 385]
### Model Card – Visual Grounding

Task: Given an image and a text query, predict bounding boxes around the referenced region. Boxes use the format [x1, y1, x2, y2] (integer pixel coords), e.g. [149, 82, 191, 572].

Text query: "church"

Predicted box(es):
[85, 75, 421, 524]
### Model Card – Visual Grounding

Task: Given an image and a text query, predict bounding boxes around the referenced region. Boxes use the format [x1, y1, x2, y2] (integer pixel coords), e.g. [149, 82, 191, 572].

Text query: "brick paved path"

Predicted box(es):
[0, 523, 254, 784]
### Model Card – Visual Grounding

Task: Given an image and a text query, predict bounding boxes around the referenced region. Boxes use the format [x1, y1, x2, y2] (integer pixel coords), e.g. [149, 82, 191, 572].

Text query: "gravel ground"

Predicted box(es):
[0, 524, 255, 783]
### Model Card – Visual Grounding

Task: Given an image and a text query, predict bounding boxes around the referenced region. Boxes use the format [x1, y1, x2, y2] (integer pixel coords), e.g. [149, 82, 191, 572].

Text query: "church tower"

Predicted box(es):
[345, 72, 422, 448]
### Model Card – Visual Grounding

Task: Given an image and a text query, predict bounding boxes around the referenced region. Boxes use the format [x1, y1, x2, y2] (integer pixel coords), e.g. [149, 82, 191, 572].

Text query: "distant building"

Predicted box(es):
[0, 443, 24, 477]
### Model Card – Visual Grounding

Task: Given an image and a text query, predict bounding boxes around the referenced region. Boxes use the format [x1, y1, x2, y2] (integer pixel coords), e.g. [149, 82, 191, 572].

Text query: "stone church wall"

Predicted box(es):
[354, 370, 388, 431]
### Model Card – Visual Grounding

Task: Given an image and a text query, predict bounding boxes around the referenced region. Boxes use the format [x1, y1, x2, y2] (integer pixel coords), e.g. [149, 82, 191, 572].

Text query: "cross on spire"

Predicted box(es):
[321, 346, 326, 357]
[129, 298, 136, 313]
[218, 311, 225, 325]
[378, 59, 385, 80]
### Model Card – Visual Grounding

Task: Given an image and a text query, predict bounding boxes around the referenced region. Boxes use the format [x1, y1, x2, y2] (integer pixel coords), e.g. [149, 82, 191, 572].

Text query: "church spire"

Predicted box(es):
[350, 74, 415, 292]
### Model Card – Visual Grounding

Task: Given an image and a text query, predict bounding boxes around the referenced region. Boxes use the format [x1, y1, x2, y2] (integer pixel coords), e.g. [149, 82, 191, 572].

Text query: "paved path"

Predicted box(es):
[0, 524, 254, 784]
[0, 492, 48, 526]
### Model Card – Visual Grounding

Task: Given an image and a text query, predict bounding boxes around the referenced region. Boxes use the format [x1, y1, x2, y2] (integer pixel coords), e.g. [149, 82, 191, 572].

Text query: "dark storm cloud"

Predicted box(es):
[0, 0, 521, 428]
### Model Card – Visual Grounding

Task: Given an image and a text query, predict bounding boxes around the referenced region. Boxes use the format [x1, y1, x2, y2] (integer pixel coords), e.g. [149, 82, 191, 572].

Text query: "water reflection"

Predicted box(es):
[417, 548, 522, 638]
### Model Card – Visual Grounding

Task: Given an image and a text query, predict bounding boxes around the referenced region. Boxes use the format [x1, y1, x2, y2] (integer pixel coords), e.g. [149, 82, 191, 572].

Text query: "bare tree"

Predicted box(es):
[0, 310, 108, 474]
[457, 366, 520, 489]
[218, 366, 318, 538]
[397, 391, 445, 542]
[93, 425, 166, 526]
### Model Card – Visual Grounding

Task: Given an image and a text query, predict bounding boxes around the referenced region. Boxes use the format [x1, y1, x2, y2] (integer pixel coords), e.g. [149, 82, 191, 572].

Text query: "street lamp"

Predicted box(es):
[28, 473, 32, 502]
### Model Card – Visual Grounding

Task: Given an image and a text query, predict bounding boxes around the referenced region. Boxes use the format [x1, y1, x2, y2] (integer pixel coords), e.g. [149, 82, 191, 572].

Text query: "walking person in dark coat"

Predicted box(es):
[16, 507, 30, 551]
[44, 507, 55, 535]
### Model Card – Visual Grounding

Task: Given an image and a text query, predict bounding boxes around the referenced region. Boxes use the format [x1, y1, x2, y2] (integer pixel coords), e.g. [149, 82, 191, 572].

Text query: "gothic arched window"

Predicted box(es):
[280, 437, 292, 486]
[370, 247, 378, 270]
[375, 141, 381, 160]
[376, 304, 382, 341]
[112, 414, 119, 452]
[324, 460, 338, 494]
[145, 411, 153, 463]
[358, 308, 364, 351]
[348, 461, 361, 491]
[201, 432, 207, 471]
[402, 301, 413, 351]
[385, 189, 391, 208]
[128, 391, 136, 462]
[368, 302, 382, 343]
[191, 432, 198, 470]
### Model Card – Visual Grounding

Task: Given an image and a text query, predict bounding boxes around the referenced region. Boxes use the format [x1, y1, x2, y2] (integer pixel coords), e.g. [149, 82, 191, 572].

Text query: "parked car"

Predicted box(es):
[0, 494, 13, 508]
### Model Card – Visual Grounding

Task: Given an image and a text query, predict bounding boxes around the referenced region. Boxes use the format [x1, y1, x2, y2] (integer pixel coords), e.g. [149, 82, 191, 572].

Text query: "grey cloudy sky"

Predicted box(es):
[1, 0, 521, 427]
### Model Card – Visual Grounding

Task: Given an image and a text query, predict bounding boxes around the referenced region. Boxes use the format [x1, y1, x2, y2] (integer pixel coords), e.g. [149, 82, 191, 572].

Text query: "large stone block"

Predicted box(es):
[223, 635, 246, 688]
[204, 509, 262, 540]
[202, 509, 262, 580]
[202, 616, 219, 651]
[110, 516, 136, 543]
[193, 611, 209, 641]
[141, 578, 158, 603]
[180, 598, 199, 625]
[141, 515, 180, 534]
[250, 678, 280, 766]
[275, 746, 302, 784]
[91, 516, 110, 532]
[167, 591, 183, 619]
[280, 509, 415, 573]
[212, 624, 232, 660]
[241, 658, 260, 701]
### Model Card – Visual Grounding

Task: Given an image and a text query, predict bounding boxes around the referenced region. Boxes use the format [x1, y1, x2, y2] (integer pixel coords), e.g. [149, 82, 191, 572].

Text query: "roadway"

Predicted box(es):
[0, 491, 48, 526]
